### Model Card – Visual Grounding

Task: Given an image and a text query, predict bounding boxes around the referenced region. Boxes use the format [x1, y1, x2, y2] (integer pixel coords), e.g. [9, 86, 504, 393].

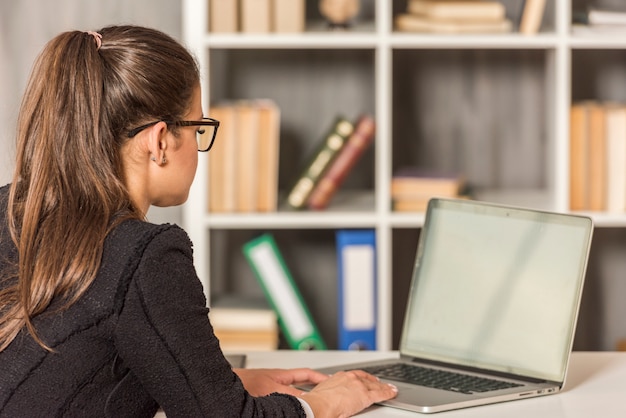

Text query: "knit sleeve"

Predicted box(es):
[113, 225, 306, 418]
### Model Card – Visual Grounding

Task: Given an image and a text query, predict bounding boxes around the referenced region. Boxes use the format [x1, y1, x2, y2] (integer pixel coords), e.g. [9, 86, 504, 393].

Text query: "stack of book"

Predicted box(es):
[573, 7, 626, 34]
[209, 0, 305, 33]
[286, 114, 376, 211]
[391, 168, 466, 212]
[569, 101, 626, 212]
[395, 0, 513, 34]
[209, 295, 279, 352]
[208, 99, 280, 213]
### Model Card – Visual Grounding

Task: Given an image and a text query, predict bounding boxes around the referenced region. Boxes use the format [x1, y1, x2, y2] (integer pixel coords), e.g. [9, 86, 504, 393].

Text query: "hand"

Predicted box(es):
[233, 367, 329, 397]
[302, 370, 398, 418]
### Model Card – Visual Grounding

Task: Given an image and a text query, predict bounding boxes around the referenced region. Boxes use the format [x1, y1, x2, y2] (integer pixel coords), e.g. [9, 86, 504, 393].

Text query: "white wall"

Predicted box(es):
[0, 0, 183, 224]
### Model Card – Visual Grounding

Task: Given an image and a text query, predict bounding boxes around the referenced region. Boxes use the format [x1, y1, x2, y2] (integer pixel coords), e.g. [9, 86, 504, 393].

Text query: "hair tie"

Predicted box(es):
[86, 31, 102, 50]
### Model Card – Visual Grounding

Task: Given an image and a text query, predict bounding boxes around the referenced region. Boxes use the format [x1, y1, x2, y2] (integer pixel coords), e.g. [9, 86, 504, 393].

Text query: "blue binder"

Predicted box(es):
[336, 229, 377, 350]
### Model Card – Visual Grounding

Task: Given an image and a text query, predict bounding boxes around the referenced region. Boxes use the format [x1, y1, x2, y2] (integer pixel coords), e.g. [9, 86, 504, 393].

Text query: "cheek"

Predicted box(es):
[189, 144, 198, 174]
[182, 143, 198, 183]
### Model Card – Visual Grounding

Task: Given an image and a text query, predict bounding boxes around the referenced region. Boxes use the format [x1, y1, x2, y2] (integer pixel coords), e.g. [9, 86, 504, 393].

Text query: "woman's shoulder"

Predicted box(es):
[111, 219, 188, 243]
[104, 220, 192, 269]
[98, 220, 195, 311]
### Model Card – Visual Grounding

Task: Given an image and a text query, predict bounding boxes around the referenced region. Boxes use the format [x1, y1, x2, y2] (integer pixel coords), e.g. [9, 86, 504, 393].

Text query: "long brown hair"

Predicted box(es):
[0, 25, 199, 351]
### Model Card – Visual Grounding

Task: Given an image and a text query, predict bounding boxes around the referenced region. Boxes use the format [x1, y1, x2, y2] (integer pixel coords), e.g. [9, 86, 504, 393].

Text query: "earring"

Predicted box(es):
[150, 156, 156, 161]
[162, 157, 167, 164]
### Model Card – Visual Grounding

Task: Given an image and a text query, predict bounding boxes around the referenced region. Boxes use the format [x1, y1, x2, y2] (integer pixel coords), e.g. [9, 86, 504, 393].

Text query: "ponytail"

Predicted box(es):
[0, 26, 199, 351]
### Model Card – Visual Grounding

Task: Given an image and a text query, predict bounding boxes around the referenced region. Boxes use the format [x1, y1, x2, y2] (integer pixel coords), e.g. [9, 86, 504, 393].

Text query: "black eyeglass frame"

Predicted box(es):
[127, 117, 220, 152]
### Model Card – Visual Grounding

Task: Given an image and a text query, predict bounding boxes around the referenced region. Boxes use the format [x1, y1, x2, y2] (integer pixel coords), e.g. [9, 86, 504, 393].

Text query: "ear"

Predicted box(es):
[146, 122, 169, 165]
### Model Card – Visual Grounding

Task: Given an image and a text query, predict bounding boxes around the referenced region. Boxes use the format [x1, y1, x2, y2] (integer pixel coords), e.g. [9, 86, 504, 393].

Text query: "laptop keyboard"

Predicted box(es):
[358, 363, 523, 395]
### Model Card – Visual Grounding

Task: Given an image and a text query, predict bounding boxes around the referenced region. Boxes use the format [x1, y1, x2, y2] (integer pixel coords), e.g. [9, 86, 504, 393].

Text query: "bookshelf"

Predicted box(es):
[182, 0, 626, 351]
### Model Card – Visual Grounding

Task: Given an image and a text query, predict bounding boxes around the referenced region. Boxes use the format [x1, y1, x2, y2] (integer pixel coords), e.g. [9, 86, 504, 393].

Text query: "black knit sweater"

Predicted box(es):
[0, 184, 304, 417]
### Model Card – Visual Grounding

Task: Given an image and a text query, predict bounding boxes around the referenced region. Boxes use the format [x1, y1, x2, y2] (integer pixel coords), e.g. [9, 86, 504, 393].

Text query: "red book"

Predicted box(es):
[307, 115, 375, 210]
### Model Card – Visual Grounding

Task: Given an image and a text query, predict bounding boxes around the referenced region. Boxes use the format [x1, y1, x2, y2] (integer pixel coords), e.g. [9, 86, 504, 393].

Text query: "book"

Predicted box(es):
[587, 103, 607, 211]
[571, 23, 626, 35]
[395, 14, 513, 33]
[286, 117, 354, 210]
[208, 103, 237, 213]
[241, 0, 271, 33]
[407, 0, 506, 22]
[336, 229, 377, 351]
[391, 168, 465, 212]
[519, 0, 546, 35]
[588, 9, 626, 26]
[273, 0, 306, 33]
[605, 104, 626, 213]
[393, 199, 431, 212]
[569, 103, 590, 211]
[391, 168, 464, 199]
[572, 8, 626, 34]
[235, 101, 260, 212]
[209, 0, 238, 33]
[209, 295, 279, 352]
[256, 100, 281, 212]
[307, 115, 375, 210]
[242, 234, 327, 350]
[208, 100, 281, 213]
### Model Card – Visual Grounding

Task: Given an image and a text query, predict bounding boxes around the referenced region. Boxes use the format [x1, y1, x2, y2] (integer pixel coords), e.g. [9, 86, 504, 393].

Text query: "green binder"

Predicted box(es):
[242, 234, 326, 350]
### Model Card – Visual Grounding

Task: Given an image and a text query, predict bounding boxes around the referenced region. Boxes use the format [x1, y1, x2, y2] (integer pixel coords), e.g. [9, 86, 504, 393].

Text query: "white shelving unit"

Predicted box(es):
[182, 0, 626, 351]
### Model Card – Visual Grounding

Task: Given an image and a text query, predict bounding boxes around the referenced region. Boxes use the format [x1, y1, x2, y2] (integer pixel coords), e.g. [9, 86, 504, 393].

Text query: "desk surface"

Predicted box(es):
[244, 350, 626, 417]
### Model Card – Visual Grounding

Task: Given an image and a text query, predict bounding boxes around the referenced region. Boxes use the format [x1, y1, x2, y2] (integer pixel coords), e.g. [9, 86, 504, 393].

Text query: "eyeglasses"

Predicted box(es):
[127, 117, 220, 152]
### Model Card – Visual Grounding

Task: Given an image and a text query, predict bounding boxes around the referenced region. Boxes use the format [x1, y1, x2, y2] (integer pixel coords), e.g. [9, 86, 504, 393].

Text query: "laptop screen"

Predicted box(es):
[400, 199, 593, 383]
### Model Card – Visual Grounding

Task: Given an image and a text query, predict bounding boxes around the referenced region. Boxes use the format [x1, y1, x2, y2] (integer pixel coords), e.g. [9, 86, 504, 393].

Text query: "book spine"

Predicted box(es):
[235, 102, 260, 212]
[273, 0, 306, 33]
[606, 105, 626, 212]
[519, 0, 546, 35]
[256, 100, 281, 212]
[390, 178, 461, 198]
[241, 0, 271, 33]
[307, 115, 375, 210]
[395, 14, 512, 33]
[286, 117, 354, 209]
[208, 104, 237, 213]
[209, 0, 239, 33]
[569, 103, 590, 211]
[243, 234, 327, 350]
[588, 10, 626, 25]
[588, 103, 606, 211]
[408, 0, 506, 22]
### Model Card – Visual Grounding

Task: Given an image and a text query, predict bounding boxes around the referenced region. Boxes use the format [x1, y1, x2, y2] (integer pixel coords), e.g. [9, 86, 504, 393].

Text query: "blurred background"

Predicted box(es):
[0, 0, 183, 223]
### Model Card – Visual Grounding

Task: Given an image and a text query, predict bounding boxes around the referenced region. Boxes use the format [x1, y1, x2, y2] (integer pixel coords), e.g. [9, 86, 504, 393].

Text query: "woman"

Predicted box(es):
[0, 25, 397, 417]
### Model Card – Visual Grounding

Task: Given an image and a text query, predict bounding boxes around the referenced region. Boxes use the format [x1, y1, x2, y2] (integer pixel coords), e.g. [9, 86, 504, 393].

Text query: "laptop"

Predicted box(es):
[302, 198, 593, 413]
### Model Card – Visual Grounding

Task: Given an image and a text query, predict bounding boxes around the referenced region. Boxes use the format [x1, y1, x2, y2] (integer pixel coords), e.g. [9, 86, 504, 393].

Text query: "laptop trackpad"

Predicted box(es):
[388, 381, 471, 406]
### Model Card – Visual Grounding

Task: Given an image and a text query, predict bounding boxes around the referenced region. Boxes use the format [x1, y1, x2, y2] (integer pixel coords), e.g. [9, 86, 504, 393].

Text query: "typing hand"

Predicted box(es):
[302, 370, 398, 418]
[233, 367, 329, 397]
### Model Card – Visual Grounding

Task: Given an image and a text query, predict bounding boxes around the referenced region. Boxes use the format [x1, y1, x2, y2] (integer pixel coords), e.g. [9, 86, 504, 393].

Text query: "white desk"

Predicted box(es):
[245, 350, 626, 417]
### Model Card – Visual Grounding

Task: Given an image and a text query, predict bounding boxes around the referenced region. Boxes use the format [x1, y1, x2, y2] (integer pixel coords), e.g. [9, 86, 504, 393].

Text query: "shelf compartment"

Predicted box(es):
[391, 0, 557, 37]
[208, 48, 376, 213]
[390, 227, 421, 349]
[209, 228, 342, 349]
[392, 48, 551, 208]
[571, 49, 626, 103]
